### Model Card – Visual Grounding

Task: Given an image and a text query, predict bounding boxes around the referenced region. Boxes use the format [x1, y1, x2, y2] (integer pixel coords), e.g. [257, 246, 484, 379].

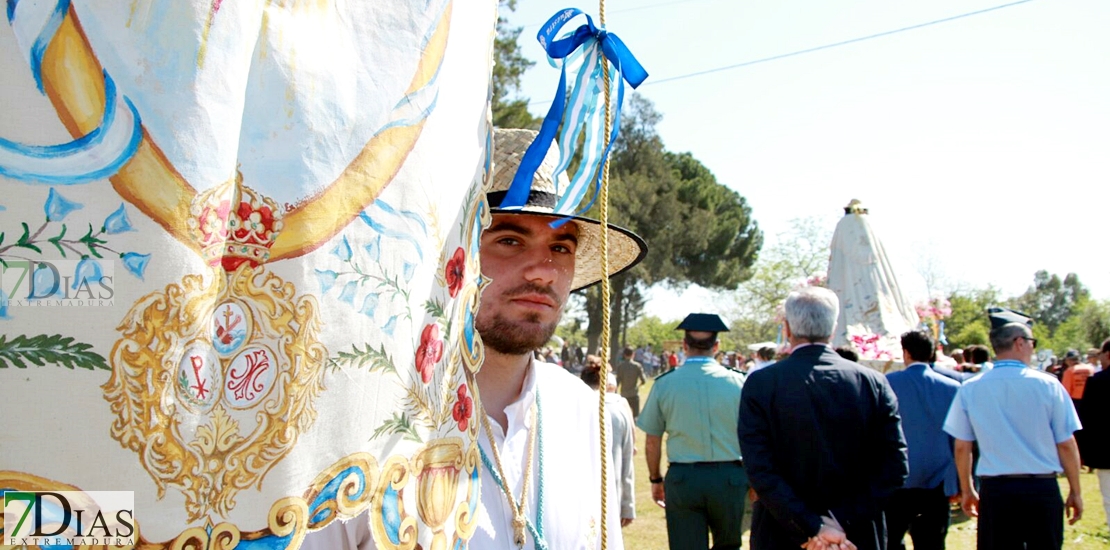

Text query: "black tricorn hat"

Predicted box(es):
[676, 313, 729, 333]
[987, 307, 1033, 330]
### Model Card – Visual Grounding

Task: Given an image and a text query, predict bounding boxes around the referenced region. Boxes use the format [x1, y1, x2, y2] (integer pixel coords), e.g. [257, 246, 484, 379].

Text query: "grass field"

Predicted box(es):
[618, 380, 1110, 549]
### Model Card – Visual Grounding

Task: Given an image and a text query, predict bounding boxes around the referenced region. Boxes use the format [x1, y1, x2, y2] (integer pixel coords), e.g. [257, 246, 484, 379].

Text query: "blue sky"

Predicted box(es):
[504, 0, 1110, 319]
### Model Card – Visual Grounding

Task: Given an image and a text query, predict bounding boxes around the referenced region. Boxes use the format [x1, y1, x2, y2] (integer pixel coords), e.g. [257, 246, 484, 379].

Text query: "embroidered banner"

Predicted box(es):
[0, 1, 494, 547]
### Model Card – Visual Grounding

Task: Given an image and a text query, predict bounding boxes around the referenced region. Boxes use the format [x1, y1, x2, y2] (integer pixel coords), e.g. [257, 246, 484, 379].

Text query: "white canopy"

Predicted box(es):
[826, 200, 919, 350]
[747, 341, 778, 352]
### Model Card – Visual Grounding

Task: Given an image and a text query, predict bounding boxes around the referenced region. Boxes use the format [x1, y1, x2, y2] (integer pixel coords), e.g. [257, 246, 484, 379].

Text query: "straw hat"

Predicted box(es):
[490, 128, 647, 291]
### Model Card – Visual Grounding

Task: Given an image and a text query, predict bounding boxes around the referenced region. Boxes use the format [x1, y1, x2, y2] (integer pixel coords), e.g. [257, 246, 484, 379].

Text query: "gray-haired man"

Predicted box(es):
[738, 286, 908, 550]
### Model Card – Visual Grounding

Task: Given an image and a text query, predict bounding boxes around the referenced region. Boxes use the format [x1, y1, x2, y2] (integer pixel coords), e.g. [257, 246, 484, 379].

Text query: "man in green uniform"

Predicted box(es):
[637, 313, 748, 550]
[615, 345, 647, 417]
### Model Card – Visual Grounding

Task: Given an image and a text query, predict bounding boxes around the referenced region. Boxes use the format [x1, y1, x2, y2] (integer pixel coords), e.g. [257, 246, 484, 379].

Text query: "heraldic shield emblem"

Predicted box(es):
[0, 0, 495, 547]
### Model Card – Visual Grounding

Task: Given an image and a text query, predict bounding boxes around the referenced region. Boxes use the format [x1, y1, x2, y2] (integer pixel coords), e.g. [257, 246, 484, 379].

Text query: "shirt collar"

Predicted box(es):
[791, 342, 828, 352]
[682, 356, 717, 366]
[907, 362, 930, 370]
[993, 359, 1027, 369]
[492, 357, 539, 439]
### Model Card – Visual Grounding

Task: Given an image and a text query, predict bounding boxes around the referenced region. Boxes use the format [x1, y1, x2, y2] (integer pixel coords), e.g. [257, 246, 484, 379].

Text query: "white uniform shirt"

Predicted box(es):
[301, 360, 624, 550]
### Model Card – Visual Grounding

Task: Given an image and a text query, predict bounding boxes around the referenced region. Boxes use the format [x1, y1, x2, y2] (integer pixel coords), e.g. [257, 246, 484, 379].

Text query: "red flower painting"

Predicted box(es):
[445, 247, 465, 298]
[452, 384, 473, 431]
[415, 323, 444, 383]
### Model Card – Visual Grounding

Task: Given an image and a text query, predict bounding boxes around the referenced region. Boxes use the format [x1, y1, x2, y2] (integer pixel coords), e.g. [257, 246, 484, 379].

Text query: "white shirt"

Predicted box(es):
[605, 392, 636, 520]
[301, 360, 624, 550]
[748, 359, 774, 374]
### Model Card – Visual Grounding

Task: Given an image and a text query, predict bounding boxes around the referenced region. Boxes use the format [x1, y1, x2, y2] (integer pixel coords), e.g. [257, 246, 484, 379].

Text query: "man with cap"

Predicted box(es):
[943, 307, 1083, 550]
[637, 313, 748, 550]
[302, 128, 647, 549]
[737, 286, 908, 550]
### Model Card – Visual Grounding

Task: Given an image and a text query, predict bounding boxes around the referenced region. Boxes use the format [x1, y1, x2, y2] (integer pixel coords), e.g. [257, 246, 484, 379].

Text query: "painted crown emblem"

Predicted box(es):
[187, 174, 283, 271]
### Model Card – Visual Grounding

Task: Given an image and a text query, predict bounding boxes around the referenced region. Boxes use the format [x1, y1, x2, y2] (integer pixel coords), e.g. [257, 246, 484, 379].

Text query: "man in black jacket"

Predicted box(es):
[1079, 338, 1110, 532]
[738, 286, 908, 550]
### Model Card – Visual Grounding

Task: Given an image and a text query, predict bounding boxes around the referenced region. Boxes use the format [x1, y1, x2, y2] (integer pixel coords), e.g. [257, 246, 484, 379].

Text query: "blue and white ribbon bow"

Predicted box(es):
[2, 0, 142, 184]
[498, 8, 647, 216]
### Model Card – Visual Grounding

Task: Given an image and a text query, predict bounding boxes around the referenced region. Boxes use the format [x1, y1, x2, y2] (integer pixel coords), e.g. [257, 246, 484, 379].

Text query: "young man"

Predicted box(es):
[943, 308, 1083, 550]
[302, 128, 646, 549]
[884, 331, 961, 550]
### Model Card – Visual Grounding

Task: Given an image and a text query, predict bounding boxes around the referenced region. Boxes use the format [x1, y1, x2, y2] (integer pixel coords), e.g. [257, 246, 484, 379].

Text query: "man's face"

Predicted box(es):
[1101, 349, 1110, 369]
[476, 214, 577, 355]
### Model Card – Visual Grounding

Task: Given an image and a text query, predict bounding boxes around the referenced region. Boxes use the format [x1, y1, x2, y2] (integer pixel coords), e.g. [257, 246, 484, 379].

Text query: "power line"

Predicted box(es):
[646, 0, 1036, 86]
[526, 0, 1037, 106]
[518, 0, 714, 28]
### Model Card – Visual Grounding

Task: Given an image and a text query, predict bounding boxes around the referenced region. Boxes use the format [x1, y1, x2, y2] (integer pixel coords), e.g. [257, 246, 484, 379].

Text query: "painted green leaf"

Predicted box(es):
[0, 334, 109, 370]
[16, 223, 41, 254]
[79, 224, 106, 258]
[48, 224, 68, 257]
[424, 298, 446, 320]
[327, 343, 397, 374]
[371, 412, 422, 443]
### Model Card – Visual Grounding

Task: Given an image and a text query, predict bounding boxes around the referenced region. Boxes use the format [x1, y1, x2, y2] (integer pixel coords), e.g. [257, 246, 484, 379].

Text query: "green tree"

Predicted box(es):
[724, 217, 831, 348]
[492, 1, 541, 129]
[1078, 299, 1110, 349]
[1011, 271, 1090, 335]
[1037, 297, 1110, 356]
[944, 287, 1001, 350]
[624, 315, 683, 350]
[577, 95, 762, 358]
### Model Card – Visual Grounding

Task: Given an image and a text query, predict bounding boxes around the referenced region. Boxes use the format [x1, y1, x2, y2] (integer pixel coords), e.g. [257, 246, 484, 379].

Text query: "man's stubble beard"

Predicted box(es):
[476, 311, 560, 356]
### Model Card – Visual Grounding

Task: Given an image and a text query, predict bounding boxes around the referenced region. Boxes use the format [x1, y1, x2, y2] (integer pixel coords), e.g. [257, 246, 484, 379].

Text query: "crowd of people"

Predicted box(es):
[549, 340, 796, 380]
[302, 128, 1107, 550]
[638, 293, 1107, 550]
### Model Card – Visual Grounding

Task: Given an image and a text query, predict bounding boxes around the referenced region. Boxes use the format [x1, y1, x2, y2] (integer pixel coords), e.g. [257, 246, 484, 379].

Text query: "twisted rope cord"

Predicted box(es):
[597, 0, 613, 547]
[478, 393, 547, 549]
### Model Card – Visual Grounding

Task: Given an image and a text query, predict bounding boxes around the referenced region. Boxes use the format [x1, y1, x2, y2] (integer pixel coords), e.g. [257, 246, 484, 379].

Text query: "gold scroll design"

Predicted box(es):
[302, 453, 379, 531]
[0, 471, 309, 549]
[446, 178, 490, 379]
[102, 265, 327, 521]
[366, 438, 480, 550]
[37, 1, 452, 261]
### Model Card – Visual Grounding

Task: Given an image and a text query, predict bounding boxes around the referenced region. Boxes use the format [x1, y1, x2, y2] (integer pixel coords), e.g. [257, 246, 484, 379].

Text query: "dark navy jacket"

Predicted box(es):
[738, 344, 908, 549]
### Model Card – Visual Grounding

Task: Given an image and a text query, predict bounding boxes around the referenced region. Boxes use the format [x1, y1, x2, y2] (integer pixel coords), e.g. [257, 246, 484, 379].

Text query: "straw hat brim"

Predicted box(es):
[487, 208, 647, 292]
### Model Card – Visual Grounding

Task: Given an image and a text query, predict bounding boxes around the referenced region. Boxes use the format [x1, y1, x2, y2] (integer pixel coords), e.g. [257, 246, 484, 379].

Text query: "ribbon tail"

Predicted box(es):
[499, 69, 568, 210]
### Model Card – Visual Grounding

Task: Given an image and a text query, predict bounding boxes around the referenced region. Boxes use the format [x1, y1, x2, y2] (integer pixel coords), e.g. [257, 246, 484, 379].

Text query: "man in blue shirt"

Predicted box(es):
[885, 330, 960, 550]
[943, 308, 1083, 550]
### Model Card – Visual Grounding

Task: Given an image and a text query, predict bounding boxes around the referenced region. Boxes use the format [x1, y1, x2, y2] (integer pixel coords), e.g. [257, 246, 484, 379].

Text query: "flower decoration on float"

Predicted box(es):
[847, 329, 901, 362]
[915, 296, 951, 344]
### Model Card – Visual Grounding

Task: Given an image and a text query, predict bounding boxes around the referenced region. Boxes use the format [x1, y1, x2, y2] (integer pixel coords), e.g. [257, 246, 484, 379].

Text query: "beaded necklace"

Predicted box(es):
[479, 392, 547, 549]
